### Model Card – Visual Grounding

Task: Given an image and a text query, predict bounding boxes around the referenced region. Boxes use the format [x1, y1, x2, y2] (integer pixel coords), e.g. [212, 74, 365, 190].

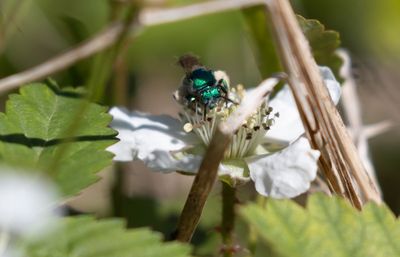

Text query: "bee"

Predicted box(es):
[176, 54, 236, 119]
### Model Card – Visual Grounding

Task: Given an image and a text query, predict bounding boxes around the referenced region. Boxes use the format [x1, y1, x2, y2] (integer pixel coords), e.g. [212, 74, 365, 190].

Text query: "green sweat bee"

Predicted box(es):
[176, 54, 236, 119]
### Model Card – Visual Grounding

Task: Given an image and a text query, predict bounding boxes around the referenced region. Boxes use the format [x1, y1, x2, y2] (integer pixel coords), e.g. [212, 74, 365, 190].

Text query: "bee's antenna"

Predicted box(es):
[177, 54, 202, 73]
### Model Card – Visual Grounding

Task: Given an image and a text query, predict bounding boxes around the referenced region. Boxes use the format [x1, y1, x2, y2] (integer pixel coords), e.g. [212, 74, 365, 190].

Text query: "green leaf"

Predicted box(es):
[0, 82, 117, 196]
[240, 194, 400, 257]
[298, 16, 342, 80]
[0, 82, 114, 139]
[242, 7, 342, 79]
[20, 216, 192, 257]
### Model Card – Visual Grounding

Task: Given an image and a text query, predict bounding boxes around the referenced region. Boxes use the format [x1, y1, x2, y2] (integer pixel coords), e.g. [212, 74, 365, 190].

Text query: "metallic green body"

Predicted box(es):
[188, 68, 226, 108]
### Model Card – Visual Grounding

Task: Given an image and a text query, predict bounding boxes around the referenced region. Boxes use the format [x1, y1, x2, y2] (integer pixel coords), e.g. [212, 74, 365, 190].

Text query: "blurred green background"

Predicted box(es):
[0, 0, 399, 255]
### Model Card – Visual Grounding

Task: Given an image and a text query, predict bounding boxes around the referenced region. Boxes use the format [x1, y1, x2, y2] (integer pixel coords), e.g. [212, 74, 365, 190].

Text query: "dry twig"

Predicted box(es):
[266, 0, 381, 208]
[0, 23, 125, 93]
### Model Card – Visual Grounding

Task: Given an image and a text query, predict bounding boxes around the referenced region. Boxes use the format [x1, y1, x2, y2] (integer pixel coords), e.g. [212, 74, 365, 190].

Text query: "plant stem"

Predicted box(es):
[172, 130, 231, 242]
[221, 182, 236, 257]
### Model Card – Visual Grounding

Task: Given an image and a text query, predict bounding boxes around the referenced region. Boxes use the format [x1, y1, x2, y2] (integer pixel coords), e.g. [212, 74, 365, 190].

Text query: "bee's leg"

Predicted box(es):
[218, 79, 228, 94]
[216, 81, 230, 107]
[203, 104, 207, 121]
[222, 96, 239, 105]
[195, 102, 200, 121]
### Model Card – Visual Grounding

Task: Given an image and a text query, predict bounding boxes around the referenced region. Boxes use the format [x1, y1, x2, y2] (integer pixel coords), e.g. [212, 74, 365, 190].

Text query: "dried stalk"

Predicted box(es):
[265, 0, 381, 208]
[0, 23, 126, 93]
[172, 77, 280, 242]
[139, 0, 263, 26]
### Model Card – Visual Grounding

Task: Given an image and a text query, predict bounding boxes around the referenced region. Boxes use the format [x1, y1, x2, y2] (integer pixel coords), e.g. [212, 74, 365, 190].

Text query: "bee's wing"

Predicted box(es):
[177, 54, 202, 73]
[174, 76, 195, 104]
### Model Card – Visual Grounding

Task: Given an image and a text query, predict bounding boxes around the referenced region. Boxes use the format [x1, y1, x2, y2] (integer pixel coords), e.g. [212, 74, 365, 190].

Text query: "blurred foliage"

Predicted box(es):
[0, 82, 116, 196]
[242, 6, 281, 78]
[241, 193, 400, 257]
[297, 16, 342, 79]
[292, 0, 400, 59]
[372, 134, 400, 217]
[112, 172, 223, 256]
[243, 7, 342, 82]
[128, 10, 262, 90]
[20, 216, 191, 257]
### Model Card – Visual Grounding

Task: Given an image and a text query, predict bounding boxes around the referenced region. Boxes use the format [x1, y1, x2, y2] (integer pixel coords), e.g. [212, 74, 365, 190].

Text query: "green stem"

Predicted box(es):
[221, 182, 236, 257]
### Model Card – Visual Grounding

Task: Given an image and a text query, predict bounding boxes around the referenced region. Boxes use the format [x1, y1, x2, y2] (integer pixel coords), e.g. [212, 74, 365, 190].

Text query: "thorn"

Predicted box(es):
[363, 120, 393, 139]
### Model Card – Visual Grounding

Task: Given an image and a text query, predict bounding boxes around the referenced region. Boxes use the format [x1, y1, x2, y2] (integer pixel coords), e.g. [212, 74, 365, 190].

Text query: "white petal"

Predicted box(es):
[320, 66, 341, 105]
[218, 160, 251, 186]
[107, 107, 202, 173]
[245, 137, 320, 199]
[266, 66, 341, 143]
[0, 171, 60, 236]
[144, 150, 203, 173]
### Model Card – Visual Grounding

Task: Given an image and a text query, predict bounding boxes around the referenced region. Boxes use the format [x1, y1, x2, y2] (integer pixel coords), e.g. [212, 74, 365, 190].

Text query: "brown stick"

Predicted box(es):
[265, 0, 381, 207]
[172, 77, 280, 242]
[0, 23, 125, 93]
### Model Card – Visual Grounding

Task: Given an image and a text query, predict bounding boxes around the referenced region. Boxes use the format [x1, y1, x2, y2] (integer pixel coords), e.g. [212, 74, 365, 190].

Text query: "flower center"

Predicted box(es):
[177, 84, 277, 159]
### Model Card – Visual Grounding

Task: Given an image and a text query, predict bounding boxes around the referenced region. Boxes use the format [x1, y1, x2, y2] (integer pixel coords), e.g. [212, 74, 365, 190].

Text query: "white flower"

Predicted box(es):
[108, 67, 341, 199]
[0, 170, 61, 257]
[0, 171, 60, 237]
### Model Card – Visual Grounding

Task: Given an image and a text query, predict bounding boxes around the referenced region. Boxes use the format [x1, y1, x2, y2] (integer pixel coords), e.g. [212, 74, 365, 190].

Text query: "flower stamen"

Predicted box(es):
[177, 84, 278, 159]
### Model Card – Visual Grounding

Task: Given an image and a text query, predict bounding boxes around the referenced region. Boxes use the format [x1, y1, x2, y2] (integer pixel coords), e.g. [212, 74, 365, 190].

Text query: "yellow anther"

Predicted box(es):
[183, 123, 193, 132]
[236, 84, 244, 91]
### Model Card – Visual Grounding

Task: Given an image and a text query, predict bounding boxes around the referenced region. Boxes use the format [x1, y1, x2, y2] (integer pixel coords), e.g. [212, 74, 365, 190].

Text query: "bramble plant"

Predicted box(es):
[0, 0, 397, 257]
